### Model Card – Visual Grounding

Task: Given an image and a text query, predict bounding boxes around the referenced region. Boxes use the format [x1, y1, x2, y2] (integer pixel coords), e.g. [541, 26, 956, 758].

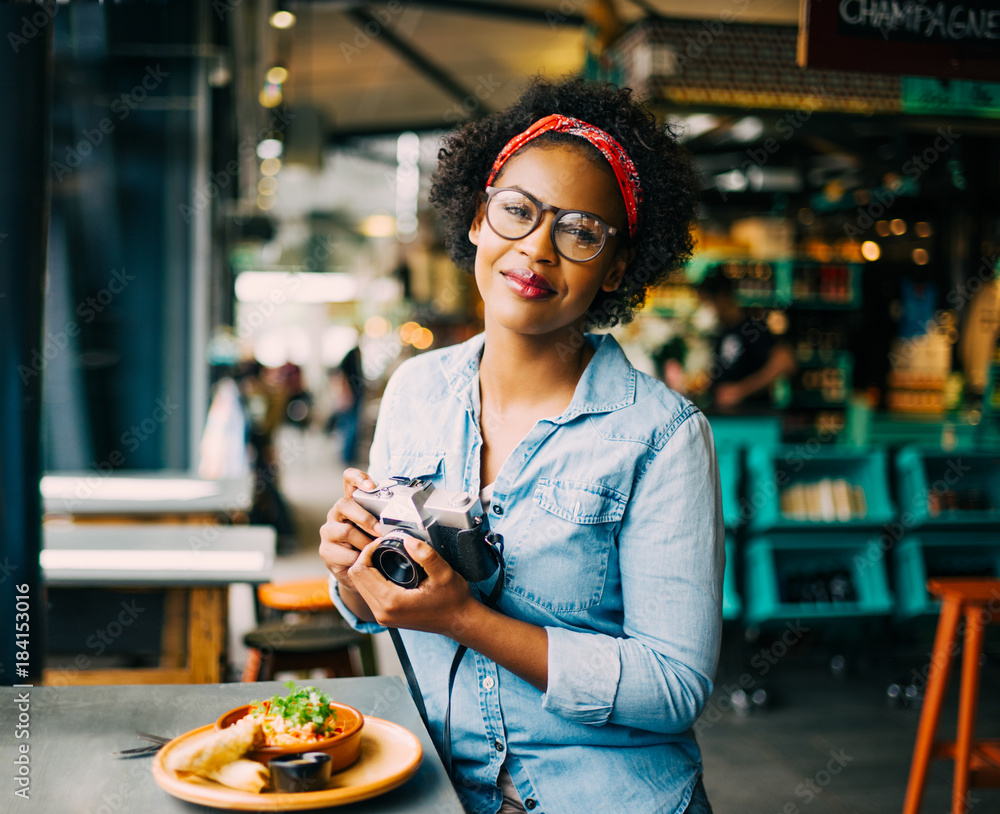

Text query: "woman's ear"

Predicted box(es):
[468, 201, 485, 246]
[601, 246, 635, 292]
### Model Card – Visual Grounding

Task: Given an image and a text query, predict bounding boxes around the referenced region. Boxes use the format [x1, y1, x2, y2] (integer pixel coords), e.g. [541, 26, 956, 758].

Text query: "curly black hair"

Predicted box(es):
[428, 75, 700, 328]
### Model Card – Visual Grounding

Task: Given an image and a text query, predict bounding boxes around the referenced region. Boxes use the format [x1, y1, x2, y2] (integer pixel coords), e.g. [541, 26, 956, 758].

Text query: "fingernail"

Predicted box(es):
[373, 522, 383, 535]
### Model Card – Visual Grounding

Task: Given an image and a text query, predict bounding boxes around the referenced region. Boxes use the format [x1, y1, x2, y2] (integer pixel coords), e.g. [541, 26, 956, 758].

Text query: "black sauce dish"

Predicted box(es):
[269, 751, 334, 793]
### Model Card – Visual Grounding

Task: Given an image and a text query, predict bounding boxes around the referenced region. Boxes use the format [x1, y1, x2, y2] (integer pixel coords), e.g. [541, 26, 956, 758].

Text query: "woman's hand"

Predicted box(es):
[319, 468, 382, 595]
[349, 534, 477, 638]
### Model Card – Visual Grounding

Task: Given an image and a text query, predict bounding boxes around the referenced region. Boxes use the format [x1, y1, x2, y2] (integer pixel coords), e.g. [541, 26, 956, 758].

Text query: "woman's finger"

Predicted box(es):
[327, 496, 381, 538]
[319, 538, 360, 570]
[320, 518, 377, 552]
[343, 467, 377, 499]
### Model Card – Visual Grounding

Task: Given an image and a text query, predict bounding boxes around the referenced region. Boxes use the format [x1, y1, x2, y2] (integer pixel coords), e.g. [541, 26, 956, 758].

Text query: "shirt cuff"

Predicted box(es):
[328, 575, 387, 635]
[541, 626, 622, 725]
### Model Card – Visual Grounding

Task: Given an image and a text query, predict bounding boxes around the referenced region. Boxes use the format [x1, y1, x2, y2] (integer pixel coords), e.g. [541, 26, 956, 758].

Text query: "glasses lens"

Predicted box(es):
[554, 212, 606, 261]
[487, 190, 538, 239]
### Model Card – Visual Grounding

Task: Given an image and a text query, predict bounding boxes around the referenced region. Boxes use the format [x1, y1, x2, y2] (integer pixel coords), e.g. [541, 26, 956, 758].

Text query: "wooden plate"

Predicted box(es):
[152, 717, 423, 811]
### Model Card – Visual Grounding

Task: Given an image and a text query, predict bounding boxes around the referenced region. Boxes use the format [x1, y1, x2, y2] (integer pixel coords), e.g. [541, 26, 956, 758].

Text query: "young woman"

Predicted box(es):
[320, 76, 724, 814]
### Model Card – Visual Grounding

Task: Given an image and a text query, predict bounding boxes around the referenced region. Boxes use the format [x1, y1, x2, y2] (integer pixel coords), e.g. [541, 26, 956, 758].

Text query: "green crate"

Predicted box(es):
[708, 416, 783, 452]
[723, 535, 741, 621]
[743, 534, 894, 627]
[894, 534, 1000, 620]
[717, 447, 741, 530]
[895, 446, 1000, 528]
[745, 445, 895, 533]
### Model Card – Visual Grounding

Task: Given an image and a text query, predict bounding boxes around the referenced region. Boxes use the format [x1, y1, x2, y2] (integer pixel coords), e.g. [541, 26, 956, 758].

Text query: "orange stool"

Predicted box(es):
[903, 578, 1000, 814]
[241, 578, 376, 681]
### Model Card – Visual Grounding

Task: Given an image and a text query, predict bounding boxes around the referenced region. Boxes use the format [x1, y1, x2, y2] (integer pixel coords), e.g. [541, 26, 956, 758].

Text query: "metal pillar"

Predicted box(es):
[0, 1, 54, 685]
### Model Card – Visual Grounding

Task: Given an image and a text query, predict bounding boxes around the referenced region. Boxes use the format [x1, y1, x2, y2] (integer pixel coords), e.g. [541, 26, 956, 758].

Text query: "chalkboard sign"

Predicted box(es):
[799, 0, 1000, 80]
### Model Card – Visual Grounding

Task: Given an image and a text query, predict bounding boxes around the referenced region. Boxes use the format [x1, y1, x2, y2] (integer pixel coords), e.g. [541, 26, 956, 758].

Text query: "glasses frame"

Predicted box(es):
[483, 186, 619, 263]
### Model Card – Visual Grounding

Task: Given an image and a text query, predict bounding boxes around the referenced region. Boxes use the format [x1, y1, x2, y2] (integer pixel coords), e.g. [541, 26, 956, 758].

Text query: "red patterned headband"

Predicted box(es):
[485, 114, 643, 238]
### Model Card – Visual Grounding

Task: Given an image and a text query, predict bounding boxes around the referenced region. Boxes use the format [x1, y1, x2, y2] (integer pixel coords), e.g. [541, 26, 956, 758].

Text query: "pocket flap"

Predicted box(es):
[534, 479, 627, 524]
[387, 448, 446, 480]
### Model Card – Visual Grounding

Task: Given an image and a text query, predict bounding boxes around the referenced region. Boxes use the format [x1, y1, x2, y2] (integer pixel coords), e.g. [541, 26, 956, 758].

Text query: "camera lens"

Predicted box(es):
[373, 537, 425, 589]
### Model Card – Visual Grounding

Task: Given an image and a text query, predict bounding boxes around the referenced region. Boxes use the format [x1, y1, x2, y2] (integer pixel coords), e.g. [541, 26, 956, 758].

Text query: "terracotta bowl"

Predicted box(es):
[215, 702, 364, 771]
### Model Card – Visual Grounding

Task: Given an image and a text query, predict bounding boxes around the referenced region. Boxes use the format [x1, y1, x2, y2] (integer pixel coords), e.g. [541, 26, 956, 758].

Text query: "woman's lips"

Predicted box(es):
[500, 269, 555, 300]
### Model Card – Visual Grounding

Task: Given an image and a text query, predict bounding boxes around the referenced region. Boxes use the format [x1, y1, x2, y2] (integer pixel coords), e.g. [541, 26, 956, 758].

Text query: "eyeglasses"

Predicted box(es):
[483, 186, 619, 263]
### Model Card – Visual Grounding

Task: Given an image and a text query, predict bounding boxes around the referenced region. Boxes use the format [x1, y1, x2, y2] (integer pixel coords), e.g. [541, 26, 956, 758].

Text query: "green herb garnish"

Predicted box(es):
[250, 680, 338, 736]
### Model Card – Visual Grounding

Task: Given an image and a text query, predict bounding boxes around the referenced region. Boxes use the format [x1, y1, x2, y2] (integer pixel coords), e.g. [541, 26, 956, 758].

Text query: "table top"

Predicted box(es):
[42, 524, 276, 586]
[2, 677, 463, 814]
[41, 471, 253, 516]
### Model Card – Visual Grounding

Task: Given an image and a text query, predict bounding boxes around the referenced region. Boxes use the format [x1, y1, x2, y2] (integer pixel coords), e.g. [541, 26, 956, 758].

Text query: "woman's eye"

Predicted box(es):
[560, 223, 602, 245]
[501, 203, 533, 221]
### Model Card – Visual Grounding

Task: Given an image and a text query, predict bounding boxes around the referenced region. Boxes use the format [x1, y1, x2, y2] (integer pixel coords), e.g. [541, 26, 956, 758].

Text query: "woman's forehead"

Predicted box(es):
[492, 143, 625, 223]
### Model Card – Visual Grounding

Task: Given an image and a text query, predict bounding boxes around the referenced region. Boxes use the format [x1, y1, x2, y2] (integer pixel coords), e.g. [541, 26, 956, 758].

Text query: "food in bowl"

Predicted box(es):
[248, 683, 345, 746]
[215, 682, 365, 771]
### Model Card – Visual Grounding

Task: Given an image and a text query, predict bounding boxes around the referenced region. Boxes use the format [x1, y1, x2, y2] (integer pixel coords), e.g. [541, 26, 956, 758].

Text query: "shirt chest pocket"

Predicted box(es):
[506, 479, 627, 613]
[386, 449, 446, 484]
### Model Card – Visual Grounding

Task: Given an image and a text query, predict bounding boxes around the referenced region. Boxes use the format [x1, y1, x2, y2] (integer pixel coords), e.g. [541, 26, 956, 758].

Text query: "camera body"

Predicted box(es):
[354, 476, 497, 589]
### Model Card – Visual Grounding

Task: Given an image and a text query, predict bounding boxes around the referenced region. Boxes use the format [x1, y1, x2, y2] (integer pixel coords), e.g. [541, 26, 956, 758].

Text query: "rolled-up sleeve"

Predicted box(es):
[329, 575, 387, 634]
[541, 409, 725, 733]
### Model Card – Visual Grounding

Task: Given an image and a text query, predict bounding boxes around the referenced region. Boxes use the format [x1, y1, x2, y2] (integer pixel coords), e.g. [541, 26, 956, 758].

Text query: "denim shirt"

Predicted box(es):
[331, 332, 725, 814]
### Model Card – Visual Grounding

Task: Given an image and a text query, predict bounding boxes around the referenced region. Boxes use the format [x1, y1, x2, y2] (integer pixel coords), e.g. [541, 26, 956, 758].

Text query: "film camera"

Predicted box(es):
[354, 477, 499, 589]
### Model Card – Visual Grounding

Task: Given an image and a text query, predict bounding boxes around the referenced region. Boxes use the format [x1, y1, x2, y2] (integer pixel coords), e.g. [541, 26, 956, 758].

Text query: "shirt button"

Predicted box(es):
[494, 739, 504, 752]
[525, 800, 537, 810]
[492, 503, 503, 515]
[483, 676, 495, 690]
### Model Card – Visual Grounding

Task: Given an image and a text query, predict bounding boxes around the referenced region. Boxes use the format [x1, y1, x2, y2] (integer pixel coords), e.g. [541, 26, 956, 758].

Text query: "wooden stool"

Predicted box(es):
[241, 578, 376, 681]
[903, 578, 1000, 814]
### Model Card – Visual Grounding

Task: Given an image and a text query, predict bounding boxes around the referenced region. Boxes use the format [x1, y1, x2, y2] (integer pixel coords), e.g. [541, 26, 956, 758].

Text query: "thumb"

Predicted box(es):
[401, 535, 450, 576]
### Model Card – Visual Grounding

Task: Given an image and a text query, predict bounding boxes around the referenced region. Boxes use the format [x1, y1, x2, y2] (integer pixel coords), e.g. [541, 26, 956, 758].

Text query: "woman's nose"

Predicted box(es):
[515, 214, 558, 263]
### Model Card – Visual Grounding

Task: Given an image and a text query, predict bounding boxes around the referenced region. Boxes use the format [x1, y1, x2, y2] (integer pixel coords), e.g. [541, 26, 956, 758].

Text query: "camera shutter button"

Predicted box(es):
[450, 491, 470, 507]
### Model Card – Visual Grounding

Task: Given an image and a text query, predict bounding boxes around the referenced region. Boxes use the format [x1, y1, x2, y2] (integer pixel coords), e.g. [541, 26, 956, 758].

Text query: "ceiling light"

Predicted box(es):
[730, 116, 764, 143]
[861, 241, 881, 261]
[359, 212, 396, 238]
[266, 66, 288, 85]
[258, 86, 282, 108]
[256, 138, 283, 160]
[269, 10, 296, 29]
[235, 272, 358, 303]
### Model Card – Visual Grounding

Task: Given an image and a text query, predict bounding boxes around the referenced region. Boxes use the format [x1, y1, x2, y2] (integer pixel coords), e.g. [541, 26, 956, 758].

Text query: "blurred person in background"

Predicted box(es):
[695, 271, 796, 409]
[325, 344, 364, 466]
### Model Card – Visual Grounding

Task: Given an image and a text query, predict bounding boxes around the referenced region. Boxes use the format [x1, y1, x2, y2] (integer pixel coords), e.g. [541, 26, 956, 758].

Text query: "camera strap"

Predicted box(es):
[388, 533, 505, 780]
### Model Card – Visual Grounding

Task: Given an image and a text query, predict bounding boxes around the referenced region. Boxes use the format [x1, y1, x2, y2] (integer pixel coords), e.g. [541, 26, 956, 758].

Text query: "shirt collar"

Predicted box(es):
[439, 332, 636, 421]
